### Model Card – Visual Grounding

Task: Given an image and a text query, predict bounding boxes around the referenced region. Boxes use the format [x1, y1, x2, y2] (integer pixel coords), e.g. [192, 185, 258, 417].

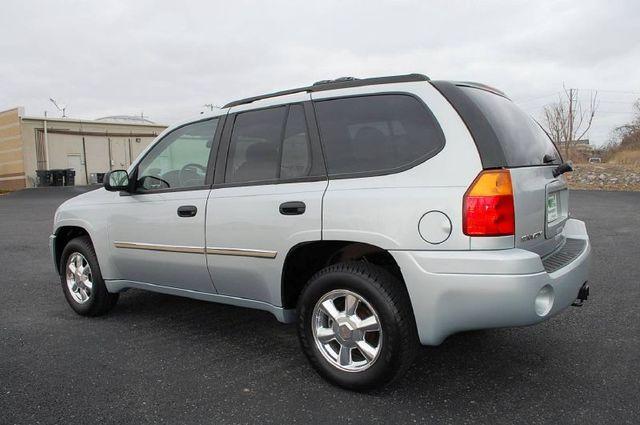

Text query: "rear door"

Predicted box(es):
[459, 86, 567, 256]
[205, 94, 327, 306]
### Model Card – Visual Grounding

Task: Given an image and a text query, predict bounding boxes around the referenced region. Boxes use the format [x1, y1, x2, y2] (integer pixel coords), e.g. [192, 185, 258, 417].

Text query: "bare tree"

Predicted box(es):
[542, 86, 598, 159]
[611, 99, 640, 149]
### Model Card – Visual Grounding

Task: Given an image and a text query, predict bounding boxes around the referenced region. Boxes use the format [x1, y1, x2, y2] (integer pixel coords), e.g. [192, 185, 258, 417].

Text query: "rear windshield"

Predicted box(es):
[461, 87, 561, 167]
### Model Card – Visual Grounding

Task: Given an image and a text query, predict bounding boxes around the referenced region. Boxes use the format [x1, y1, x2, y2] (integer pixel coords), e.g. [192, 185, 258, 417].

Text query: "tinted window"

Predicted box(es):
[136, 118, 218, 191]
[461, 87, 561, 166]
[314, 95, 445, 175]
[225, 105, 312, 184]
[281, 105, 311, 179]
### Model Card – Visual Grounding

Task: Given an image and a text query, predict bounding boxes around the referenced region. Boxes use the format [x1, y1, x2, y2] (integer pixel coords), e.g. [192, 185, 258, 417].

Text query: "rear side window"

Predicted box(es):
[225, 105, 313, 184]
[460, 87, 561, 167]
[313, 94, 445, 176]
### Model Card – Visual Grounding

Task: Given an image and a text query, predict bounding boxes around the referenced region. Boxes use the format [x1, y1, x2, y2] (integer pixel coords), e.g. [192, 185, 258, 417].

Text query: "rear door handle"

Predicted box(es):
[177, 205, 198, 217]
[279, 201, 306, 215]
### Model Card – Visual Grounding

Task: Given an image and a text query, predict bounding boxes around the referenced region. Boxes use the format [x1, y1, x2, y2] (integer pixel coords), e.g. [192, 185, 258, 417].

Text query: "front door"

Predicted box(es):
[206, 98, 327, 307]
[107, 117, 222, 293]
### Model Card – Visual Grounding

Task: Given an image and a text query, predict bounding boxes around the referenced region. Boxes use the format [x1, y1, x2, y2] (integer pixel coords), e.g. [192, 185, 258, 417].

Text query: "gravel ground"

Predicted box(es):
[566, 163, 640, 191]
[1, 187, 639, 424]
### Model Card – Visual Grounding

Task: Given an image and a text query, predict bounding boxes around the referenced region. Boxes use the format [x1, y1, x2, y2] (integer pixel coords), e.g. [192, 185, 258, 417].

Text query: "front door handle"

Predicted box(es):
[177, 205, 198, 217]
[279, 201, 306, 215]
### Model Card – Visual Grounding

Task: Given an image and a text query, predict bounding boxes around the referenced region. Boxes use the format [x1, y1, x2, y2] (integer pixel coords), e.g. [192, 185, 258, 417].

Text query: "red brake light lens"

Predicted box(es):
[463, 170, 515, 236]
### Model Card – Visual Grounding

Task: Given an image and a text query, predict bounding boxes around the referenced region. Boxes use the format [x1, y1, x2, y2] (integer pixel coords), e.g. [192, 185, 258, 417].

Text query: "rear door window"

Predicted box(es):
[225, 107, 286, 183]
[225, 105, 313, 184]
[280, 104, 312, 179]
[460, 87, 561, 167]
[313, 95, 445, 176]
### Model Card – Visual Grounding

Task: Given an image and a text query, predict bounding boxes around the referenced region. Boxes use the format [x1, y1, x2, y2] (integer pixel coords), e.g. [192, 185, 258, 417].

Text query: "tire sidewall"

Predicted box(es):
[298, 267, 406, 390]
[59, 237, 105, 315]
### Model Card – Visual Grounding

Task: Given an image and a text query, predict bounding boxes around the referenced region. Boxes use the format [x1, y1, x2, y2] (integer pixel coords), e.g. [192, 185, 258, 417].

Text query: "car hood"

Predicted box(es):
[55, 187, 115, 220]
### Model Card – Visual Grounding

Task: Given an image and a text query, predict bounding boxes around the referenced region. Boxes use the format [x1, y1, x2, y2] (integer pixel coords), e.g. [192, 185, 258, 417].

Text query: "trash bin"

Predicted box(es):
[50, 169, 65, 186]
[36, 170, 52, 187]
[64, 168, 76, 186]
[96, 173, 105, 184]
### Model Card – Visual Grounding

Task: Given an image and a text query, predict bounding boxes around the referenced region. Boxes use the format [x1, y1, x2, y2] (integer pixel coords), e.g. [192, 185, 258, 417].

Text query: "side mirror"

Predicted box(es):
[104, 170, 130, 192]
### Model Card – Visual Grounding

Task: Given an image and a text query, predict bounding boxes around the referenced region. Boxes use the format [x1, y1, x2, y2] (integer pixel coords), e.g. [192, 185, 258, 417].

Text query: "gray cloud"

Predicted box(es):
[1, 0, 638, 146]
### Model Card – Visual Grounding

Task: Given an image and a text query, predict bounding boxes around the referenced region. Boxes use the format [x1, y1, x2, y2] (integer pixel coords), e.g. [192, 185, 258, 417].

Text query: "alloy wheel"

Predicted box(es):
[65, 252, 93, 304]
[312, 289, 383, 372]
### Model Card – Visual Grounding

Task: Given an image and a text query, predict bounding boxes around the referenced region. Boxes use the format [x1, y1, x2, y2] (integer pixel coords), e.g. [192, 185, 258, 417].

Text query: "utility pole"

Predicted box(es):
[567, 88, 575, 160]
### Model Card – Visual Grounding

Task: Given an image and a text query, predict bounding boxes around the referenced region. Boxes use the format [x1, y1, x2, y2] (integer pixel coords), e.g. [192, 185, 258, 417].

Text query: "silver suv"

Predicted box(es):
[50, 74, 591, 390]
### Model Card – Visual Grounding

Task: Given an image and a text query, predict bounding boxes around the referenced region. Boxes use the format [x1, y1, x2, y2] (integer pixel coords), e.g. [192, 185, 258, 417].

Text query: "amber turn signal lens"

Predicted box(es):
[466, 169, 513, 197]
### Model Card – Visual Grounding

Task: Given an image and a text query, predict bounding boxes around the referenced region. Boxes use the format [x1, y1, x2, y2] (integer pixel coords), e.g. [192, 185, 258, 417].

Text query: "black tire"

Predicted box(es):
[297, 262, 419, 391]
[59, 235, 118, 316]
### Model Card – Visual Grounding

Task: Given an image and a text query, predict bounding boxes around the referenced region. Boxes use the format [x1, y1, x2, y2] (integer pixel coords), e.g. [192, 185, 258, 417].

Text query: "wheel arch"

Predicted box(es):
[281, 240, 405, 310]
[53, 225, 93, 274]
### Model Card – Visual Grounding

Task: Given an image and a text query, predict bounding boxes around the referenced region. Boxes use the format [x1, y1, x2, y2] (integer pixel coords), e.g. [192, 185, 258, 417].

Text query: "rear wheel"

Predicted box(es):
[60, 236, 118, 316]
[297, 262, 418, 390]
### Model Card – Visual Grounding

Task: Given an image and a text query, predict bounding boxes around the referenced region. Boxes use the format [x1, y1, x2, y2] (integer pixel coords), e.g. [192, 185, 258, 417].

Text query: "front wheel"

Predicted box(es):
[297, 262, 418, 391]
[59, 236, 118, 316]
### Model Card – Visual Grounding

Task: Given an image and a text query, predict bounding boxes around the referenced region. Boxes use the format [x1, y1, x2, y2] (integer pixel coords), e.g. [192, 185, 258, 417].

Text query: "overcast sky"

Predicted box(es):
[1, 0, 639, 146]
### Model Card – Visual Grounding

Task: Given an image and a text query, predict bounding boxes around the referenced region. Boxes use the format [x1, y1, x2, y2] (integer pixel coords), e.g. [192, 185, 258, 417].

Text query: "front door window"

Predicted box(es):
[136, 118, 219, 191]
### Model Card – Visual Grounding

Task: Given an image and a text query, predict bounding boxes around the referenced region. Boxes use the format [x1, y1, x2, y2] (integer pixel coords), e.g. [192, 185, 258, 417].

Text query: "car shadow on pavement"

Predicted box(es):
[103, 287, 555, 402]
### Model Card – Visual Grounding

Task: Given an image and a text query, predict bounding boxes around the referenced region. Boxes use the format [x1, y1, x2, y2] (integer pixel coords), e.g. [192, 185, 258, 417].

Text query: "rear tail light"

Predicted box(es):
[463, 169, 515, 236]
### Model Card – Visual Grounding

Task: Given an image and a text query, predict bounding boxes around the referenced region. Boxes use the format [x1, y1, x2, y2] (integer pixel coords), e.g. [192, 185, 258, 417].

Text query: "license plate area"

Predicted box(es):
[545, 180, 569, 239]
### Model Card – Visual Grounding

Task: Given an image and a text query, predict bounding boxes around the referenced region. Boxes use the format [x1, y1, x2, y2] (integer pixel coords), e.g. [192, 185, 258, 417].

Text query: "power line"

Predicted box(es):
[574, 88, 640, 95]
[515, 88, 640, 106]
[596, 111, 636, 115]
[513, 92, 561, 103]
[598, 99, 638, 104]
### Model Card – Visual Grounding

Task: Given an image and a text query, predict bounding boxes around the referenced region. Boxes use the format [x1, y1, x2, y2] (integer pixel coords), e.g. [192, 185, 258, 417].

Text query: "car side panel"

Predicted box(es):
[315, 82, 483, 250]
[53, 189, 119, 279]
[205, 181, 327, 306]
[105, 189, 214, 293]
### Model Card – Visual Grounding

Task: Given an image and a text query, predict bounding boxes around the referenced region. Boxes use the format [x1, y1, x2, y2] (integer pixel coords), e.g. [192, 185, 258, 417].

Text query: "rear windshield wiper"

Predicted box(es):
[552, 162, 573, 178]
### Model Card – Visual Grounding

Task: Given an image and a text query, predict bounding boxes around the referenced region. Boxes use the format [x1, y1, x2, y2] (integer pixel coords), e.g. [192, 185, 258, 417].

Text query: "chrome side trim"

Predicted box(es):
[113, 241, 205, 254]
[112, 241, 277, 259]
[206, 247, 277, 259]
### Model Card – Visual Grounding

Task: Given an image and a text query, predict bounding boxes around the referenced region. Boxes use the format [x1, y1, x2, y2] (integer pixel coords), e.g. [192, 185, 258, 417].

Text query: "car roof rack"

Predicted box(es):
[222, 73, 430, 108]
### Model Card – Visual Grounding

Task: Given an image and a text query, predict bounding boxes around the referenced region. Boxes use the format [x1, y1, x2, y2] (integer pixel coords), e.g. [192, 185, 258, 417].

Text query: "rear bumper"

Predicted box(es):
[391, 219, 591, 346]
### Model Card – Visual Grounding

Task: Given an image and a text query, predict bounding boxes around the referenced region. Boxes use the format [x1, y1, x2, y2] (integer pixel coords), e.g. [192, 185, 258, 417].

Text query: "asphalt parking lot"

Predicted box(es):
[1, 187, 639, 424]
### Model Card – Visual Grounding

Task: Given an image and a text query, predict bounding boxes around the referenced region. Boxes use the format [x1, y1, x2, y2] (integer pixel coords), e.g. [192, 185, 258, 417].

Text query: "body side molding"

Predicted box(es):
[113, 241, 277, 259]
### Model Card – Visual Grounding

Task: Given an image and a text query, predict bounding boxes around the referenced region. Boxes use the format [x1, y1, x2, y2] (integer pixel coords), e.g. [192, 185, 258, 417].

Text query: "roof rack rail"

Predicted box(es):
[222, 73, 430, 108]
[312, 76, 359, 86]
